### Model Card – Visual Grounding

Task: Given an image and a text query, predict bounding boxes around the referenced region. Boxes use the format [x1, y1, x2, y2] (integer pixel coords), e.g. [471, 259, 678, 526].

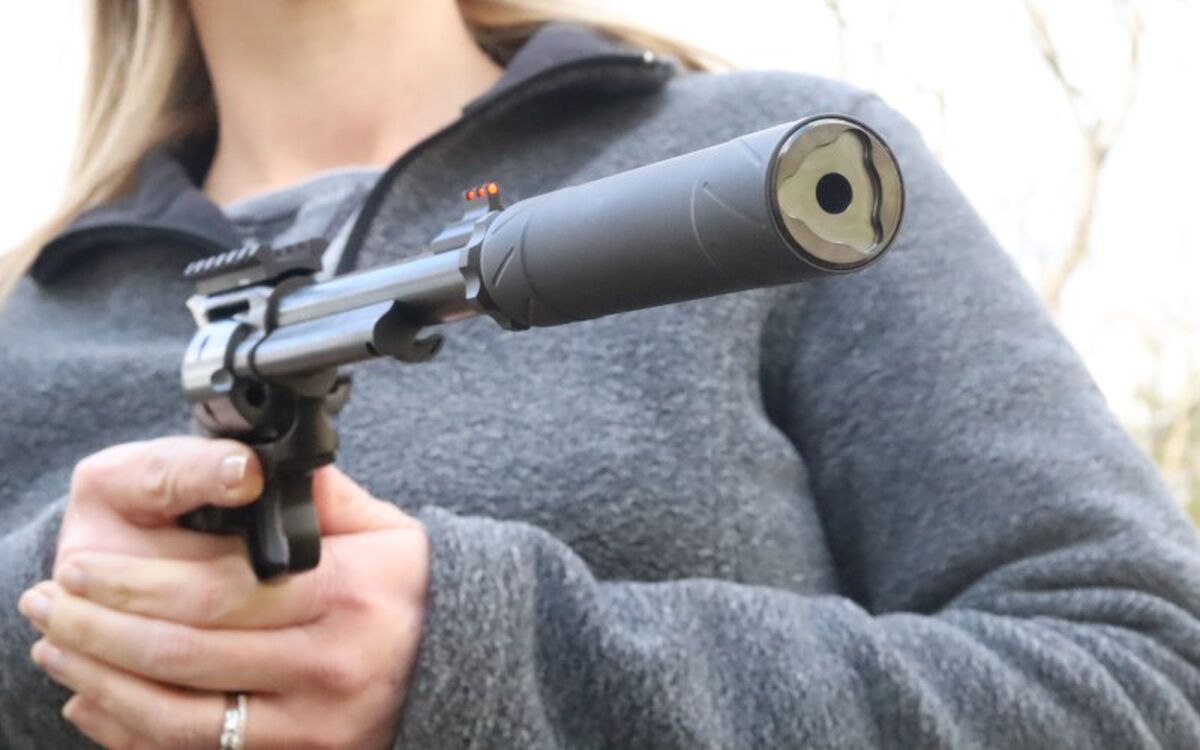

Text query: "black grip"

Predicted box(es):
[178, 448, 322, 580]
[477, 120, 819, 328]
[248, 468, 321, 579]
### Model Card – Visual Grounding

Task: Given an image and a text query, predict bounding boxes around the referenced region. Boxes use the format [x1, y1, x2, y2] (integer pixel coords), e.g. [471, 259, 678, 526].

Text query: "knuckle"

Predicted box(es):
[316, 549, 369, 614]
[168, 715, 210, 749]
[191, 574, 232, 627]
[196, 557, 262, 627]
[100, 576, 141, 612]
[307, 650, 369, 696]
[314, 555, 352, 612]
[69, 454, 108, 501]
[78, 661, 112, 706]
[141, 699, 184, 748]
[56, 603, 95, 650]
[139, 443, 174, 508]
[146, 625, 202, 678]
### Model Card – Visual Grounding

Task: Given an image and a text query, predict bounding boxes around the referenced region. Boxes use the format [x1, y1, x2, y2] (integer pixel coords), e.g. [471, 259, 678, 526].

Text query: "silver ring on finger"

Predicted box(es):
[219, 693, 248, 750]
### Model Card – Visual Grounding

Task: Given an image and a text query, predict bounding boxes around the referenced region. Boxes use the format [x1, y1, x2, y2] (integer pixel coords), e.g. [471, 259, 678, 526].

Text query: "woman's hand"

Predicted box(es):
[57, 435, 265, 564]
[17, 436, 430, 750]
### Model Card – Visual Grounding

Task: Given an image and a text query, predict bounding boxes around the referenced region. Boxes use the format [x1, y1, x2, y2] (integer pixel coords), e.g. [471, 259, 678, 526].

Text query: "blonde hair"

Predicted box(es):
[0, 0, 725, 300]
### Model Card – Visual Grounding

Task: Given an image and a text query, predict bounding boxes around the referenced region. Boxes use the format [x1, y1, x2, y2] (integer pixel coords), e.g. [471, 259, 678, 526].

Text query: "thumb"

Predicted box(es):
[311, 465, 410, 536]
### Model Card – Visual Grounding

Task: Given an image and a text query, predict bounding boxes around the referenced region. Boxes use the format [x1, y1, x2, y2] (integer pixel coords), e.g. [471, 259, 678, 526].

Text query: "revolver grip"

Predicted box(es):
[247, 467, 321, 579]
[179, 450, 322, 580]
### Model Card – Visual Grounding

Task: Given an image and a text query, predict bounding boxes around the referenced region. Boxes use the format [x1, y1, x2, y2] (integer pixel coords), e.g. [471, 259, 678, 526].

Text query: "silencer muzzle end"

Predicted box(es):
[770, 116, 904, 271]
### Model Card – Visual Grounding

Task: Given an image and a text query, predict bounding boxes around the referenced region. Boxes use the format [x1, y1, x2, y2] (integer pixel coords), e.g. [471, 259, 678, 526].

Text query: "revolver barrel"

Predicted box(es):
[244, 114, 904, 378]
[180, 114, 906, 579]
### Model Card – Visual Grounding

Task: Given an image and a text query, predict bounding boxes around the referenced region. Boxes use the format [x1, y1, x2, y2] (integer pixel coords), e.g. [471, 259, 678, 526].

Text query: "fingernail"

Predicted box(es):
[59, 565, 87, 594]
[33, 641, 65, 673]
[220, 454, 248, 489]
[18, 589, 52, 626]
[62, 695, 90, 725]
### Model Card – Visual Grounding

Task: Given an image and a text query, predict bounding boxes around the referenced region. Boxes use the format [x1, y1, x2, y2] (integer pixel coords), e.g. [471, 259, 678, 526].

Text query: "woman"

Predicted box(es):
[3, 1, 1199, 748]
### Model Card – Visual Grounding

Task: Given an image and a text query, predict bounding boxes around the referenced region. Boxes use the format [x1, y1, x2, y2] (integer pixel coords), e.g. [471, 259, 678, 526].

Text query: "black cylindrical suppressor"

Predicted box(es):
[180, 114, 904, 579]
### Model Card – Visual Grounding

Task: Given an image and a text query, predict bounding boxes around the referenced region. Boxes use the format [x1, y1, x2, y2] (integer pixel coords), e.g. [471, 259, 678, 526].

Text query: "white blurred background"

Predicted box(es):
[2, 1, 1196, 521]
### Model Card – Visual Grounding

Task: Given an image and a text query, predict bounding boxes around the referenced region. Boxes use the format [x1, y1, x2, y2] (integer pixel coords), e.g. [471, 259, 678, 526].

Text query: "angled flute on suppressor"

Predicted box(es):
[179, 114, 906, 579]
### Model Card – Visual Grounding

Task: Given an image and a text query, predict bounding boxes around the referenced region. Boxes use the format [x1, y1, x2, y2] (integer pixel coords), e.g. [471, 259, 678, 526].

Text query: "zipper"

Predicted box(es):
[37, 52, 673, 282]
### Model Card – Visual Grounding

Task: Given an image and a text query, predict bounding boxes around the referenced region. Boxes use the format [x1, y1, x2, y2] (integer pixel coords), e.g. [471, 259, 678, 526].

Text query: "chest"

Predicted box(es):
[1, 247, 838, 594]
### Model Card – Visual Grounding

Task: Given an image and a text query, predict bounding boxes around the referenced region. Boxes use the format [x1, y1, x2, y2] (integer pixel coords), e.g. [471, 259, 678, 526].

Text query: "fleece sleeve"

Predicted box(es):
[0, 499, 83, 749]
[394, 96, 1200, 750]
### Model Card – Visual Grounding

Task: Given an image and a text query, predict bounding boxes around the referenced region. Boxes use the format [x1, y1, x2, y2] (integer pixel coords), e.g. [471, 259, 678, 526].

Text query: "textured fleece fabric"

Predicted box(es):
[3, 24, 1200, 750]
[222, 165, 383, 279]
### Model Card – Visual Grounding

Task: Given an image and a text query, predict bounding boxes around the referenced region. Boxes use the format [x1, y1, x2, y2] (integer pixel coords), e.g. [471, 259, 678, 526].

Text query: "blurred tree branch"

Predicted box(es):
[824, 0, 948, 158]
[824, 0, 850, 77]
[1024, 0, 1142, 313]
[1133, 324, 1200, 523]
[1025, 2, 1195, 520]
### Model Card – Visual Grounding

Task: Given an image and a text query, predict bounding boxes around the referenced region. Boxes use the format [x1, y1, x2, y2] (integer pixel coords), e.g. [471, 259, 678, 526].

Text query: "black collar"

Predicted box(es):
[34, 22, 676, 284]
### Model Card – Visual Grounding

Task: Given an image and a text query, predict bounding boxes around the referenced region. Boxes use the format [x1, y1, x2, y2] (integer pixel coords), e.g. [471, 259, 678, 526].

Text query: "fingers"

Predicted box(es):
[56, 518, 248, 570]
[37, 644, 308, 750]
[61, 695, 138, 750]
[71, 436, 263, 525]
[21, 583, 311, 693]
[54, 551, 327, 629]
[33, 640, 226, 750]
[311, 464, 409, 536]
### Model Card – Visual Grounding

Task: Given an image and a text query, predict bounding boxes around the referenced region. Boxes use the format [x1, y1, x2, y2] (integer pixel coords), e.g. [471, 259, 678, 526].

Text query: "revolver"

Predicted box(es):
[179, 114, 905, 580]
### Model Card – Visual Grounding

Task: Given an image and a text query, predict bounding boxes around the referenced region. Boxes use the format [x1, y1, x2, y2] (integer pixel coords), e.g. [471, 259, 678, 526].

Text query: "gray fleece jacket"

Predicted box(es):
[3, 23, 1200, 750]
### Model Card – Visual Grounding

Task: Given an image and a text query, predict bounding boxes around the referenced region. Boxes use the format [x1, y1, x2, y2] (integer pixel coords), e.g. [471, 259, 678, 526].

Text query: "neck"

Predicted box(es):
[190, 0, 503, 205]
